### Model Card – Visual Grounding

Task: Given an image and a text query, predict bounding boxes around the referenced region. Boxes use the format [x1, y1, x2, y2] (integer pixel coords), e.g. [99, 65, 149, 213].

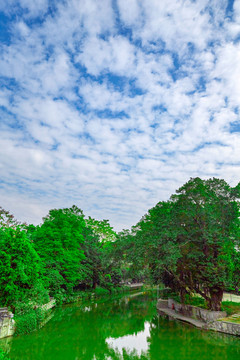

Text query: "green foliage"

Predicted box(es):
[0, 349, 10, 360]
[31, 206, 87, 294]
[0, 207, 20, 229]
[1, 178, 239, 314]
[221, 301, 240, 316]
[94, 286, 110, 296]
[0, 226, 44, 309]
[0, 203, 126, 313]
[15, 306, 46, 335]
[121, 177, 240, 311]
[15, 310, 37, 335]
[86, 217, 117, 243]
[170, 294, 208, 309]
[31, 205, 120, 295]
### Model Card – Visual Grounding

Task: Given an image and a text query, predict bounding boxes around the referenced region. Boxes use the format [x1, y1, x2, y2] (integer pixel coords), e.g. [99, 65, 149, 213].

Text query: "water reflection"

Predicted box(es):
[1, 292, 240, 360]
[106, 321, 150, 355]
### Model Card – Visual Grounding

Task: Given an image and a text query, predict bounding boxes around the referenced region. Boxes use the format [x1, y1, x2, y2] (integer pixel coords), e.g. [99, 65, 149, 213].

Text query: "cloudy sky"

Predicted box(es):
[0, 0, 240, 230]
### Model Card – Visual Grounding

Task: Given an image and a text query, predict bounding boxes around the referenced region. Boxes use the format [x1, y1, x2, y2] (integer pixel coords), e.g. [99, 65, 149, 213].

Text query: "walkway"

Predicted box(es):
[223, 293, 240, 303]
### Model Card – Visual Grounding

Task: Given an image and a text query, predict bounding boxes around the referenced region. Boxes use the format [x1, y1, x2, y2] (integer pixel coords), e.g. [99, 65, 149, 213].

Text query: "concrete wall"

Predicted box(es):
[0, 308, 15, 339]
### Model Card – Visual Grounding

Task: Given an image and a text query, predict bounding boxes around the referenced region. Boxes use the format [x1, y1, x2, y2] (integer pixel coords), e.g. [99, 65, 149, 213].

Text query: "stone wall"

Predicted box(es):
[0, 308, 15, 339]
[167, 298, 227, 323]
[40, 298, 56, 311]
[157, 298, 240, 337]
[157, 299, 168, 309]
[209, 320, 240, 336]
[0, 299, 56, 339]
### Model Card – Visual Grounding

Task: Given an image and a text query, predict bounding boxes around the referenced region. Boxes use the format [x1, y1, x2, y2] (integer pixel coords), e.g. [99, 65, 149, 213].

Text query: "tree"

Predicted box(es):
[0, 207, 21, 229]
[127, 177, 240, 310]
[86, 218, 116, 243]
[31, 206, 86, 294]
[0, 226, 42, 309]
[30, 206, 117, 294]
[169, 177, 240, 310]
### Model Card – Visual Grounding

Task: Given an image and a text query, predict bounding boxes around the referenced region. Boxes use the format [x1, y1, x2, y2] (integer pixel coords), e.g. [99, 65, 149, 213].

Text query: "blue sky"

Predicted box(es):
[0, 0, 240, 230]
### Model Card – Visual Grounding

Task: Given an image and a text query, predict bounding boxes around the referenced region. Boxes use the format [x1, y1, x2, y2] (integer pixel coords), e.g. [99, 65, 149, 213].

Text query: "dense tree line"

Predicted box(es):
[116, 178, 240, 311]
[1, 177, 240, 312]
[0, 205, 121, 310]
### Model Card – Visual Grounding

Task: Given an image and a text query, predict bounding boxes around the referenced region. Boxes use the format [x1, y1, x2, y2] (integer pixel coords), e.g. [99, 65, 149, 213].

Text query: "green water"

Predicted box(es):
[1, 291, 240, 360]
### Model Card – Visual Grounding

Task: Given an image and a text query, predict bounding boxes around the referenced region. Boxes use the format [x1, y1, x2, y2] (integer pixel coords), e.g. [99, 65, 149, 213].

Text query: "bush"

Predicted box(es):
[0, 349, 10, 360]
[14, 305, 46, 336]
[221, 301, 240, 316]
[159, 288, 177, 299]
[15, 310, 37, 335]
[94, 287, 110, 296]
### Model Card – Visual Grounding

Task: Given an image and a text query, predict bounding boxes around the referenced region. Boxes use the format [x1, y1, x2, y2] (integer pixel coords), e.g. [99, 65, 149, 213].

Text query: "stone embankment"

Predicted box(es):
[0, 299, 56, 339]
[0, 308, 15, 339]
[157, 298, 240, 336]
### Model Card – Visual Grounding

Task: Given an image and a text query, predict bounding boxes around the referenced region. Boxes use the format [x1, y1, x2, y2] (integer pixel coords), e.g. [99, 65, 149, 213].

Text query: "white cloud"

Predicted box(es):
[0, 0, 240, 231]
[19, 0, 49, 17]
[78, 35, 136, 76]
[117, 0, 141, 27]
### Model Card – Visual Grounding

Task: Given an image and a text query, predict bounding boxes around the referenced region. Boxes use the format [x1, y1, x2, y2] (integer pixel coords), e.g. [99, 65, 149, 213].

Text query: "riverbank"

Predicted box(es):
[2, 290, 240, 360]
[0, 299, 56, 340]
[0, 285, 145, 340]
[157, 298, 240, 336]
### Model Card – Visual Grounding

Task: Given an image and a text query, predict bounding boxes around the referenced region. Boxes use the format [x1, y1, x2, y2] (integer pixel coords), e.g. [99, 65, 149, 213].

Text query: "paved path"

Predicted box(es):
[126, 283, 143, 289]
[194, 292, 240, 303]
[223, 293, 240, 303]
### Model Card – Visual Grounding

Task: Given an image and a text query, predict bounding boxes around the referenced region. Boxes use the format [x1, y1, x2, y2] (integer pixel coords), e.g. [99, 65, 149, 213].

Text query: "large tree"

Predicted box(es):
[30, 206, 118, 294]
[31, 205, 87, 294]
[169, 177, 240, 310]
[129, 177, 240, 310]
[0, 226, 42, 309]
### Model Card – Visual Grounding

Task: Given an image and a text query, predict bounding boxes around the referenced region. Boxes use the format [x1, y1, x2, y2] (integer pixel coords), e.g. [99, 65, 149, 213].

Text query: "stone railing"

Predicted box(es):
[167, 298, 227, 323]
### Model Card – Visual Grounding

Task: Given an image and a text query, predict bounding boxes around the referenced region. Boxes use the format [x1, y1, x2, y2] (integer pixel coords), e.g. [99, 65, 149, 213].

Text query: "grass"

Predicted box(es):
[184, 296, 207, 308]
[184, 297, 240, 316]
[161, 291, 240, 317]
[221, 301, 240, 316]
[160, 289, 240, 324]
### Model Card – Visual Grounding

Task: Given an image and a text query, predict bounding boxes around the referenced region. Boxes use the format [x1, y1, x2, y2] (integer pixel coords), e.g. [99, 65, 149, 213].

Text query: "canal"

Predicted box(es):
[1, 291, 240, 359]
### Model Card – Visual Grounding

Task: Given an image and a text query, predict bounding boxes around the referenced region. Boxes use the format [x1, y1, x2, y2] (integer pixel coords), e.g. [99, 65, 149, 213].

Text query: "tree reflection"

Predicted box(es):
[6, 292, 240, 360]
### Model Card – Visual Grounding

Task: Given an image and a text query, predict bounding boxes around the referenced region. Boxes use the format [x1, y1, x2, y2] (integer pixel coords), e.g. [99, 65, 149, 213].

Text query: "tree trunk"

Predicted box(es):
[180, 288, 186, 304]
[208, 287, 223, 311]
[179, 270, 186, 303]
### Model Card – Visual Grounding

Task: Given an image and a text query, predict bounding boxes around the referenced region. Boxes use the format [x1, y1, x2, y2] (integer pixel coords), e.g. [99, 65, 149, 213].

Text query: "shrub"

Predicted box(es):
[14, 305, 46, 336]
[221, 301, 240, 316]
[94, 287, 110, 296]
[0, 349, 10, 360]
